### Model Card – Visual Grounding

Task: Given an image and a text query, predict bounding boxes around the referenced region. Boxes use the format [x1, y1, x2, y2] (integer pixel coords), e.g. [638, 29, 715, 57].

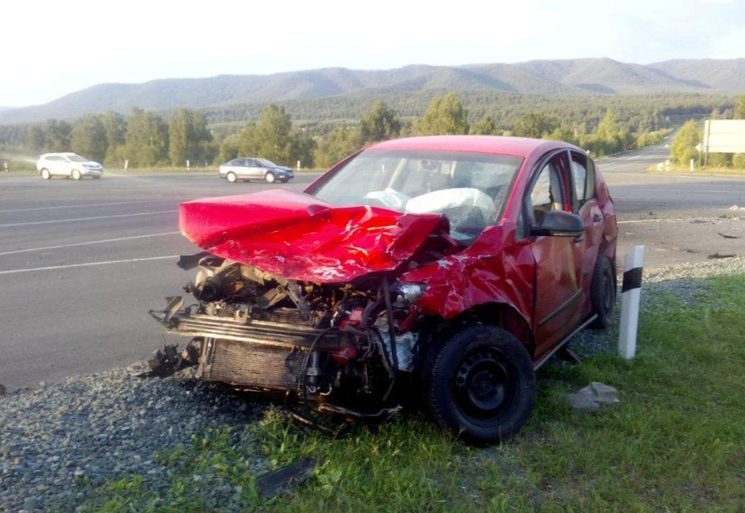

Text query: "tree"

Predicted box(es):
[670, 120, 701, 165]
[288, 133, 316, 169]
[471, 116, 499, 135]
[124, 108, 168, 167]
[217, 132, 242, 164]
[512, 112, 556, 138]
[42, 119, 72, 151]
[168, 109, 212, 166]
[736, 95, 745, 119]
[413, 93, 469, 135]
[314, 128, 362, 169]
[100, 111, 127, 163]
[252, 104, 293, 164]
[71, 115, 108, 162]
[237, 122, 257, 157]
[26, 126, 46, 152]
[360, 100, 401, 143]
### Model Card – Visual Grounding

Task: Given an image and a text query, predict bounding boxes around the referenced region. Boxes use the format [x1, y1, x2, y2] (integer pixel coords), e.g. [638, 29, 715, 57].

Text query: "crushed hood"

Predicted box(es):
[179, 189, 450, 283]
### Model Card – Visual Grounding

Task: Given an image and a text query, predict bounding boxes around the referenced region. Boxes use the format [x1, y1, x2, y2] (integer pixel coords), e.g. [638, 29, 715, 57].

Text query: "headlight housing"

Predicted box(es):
[393, 282, 427, 306]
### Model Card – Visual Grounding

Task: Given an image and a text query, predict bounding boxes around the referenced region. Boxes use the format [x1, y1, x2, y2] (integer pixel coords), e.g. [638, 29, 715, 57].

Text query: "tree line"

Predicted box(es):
[21, 108, 213, 168]
[2, 92, 737, 169]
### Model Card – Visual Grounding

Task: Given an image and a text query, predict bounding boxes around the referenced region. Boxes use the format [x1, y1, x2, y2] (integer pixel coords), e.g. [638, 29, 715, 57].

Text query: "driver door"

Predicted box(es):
[525, 151, 584, 358]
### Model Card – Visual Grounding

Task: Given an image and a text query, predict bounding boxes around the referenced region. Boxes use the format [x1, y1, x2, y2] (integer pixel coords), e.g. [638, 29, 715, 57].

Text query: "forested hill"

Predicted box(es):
[2, 58, 744, 123]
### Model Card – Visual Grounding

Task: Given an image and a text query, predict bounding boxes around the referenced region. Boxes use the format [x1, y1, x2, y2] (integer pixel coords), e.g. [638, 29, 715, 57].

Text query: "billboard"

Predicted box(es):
[703, 120, 745, 153]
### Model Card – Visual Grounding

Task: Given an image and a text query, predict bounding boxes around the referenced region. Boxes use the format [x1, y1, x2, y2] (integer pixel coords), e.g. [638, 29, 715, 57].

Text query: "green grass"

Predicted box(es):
[75, 274, 745, 513]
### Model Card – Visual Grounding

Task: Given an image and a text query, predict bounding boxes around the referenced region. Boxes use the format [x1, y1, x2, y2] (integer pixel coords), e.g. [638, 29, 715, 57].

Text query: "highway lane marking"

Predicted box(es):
[0, 210, 178, 228]
[0, 255, 179, 276]
[0, 231, 181, 257]
[0, 200, 163, 214]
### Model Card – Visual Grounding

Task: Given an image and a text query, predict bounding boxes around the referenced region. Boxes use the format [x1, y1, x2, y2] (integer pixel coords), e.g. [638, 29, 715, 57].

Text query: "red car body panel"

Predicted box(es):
[179, 189, 451, 284]
[179, 136, 617, 356]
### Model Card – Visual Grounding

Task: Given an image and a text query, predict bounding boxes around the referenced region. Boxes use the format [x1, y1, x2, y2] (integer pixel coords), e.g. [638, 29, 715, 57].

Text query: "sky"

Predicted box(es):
[2, 0, 744, 108]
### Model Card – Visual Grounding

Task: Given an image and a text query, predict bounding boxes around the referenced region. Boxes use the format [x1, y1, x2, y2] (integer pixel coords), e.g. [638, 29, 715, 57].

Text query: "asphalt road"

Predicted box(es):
[2, 146, 745, 390]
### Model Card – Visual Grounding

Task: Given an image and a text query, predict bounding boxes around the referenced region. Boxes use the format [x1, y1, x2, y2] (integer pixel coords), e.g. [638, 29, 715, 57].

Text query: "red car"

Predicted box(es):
[151, 135, 617, 443]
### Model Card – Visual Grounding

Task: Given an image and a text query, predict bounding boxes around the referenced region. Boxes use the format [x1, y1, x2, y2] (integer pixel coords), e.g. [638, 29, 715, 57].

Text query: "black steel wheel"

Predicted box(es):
[425, 325, 535, 444]
[590, 256, 616, 329]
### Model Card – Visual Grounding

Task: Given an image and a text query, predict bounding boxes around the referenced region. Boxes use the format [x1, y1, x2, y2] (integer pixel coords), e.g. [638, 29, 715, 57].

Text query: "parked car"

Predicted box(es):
[218, 157, 294, 183]
[150, 136, 617, 444]
[36, 152, 103, 180]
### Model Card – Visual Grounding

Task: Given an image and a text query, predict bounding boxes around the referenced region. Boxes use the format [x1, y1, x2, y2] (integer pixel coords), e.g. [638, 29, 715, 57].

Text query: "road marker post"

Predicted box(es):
[619, 245, 645, 360]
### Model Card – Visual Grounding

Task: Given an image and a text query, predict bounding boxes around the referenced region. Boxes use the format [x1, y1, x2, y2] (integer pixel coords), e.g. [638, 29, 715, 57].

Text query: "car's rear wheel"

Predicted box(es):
[265, 172, 276, 184]
[226, 172, 237, 183]
[590, 256, 616, 329]
[425, 325, 535, 444]
[41, 169, 51, 180]
[71, 169, 82, 180]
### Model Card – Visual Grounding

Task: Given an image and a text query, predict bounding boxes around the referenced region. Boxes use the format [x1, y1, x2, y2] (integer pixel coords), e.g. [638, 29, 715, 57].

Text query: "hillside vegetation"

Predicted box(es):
[1, 58, 744, 124]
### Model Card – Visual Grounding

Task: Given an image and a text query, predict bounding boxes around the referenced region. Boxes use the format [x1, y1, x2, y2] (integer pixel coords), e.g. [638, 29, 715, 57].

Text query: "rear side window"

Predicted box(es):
[570, 151, 596, 209]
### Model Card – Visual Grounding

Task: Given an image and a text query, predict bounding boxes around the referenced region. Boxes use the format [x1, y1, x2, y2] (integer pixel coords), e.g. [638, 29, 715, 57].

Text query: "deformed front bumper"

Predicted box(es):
[150, 303, 339, 392]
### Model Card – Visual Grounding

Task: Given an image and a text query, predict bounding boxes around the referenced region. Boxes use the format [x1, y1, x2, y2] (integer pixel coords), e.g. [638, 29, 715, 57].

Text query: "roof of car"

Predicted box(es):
[367, 135, 571, 158]
[40, 152, 78, 157]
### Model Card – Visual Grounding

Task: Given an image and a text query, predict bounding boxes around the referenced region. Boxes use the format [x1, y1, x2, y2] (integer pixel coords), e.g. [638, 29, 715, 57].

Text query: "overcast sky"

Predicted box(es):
[3, 0, 743, 108]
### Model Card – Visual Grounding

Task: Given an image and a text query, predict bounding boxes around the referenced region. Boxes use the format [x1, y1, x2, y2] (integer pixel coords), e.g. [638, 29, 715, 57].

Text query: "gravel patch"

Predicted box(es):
[0, 365, 268, 513]
[3, 257, 745, 512]
[571, 256, 745, 357]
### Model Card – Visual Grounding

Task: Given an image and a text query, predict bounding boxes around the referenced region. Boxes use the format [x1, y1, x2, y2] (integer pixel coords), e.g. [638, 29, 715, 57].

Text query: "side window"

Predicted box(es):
[585, 157, 596, 201]
[570, 152, 588, 208]
[528, 158, 565, 226]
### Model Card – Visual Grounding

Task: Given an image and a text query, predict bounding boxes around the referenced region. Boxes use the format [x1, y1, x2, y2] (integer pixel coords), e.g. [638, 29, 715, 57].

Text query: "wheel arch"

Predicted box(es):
[418, 302, 535, 360]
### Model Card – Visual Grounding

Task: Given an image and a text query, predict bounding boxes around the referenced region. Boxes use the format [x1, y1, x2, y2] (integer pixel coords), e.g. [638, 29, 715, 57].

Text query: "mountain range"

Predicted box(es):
[1, 58, 743, 124]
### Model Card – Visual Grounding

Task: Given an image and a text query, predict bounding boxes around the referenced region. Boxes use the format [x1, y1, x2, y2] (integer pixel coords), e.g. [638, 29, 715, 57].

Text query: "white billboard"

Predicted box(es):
[703, 120, 745, 153]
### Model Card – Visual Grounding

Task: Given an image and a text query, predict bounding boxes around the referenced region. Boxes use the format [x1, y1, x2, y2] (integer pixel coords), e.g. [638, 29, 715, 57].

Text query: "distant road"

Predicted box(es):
[1, 146, 744, 390]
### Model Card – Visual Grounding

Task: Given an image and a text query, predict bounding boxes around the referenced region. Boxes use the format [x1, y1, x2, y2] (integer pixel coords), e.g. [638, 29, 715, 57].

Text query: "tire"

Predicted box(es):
[226, 172, 237, 183]
[264, 172, 276, 184]
[41, 169, 51, 180]
[425, 325, 535, 444]
[71, 169, 82, 180]
[590, 256, 616, 329]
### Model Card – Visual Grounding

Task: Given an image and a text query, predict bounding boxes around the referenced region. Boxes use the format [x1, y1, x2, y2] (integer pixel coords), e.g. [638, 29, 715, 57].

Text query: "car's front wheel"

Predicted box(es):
[226, 172, 237, 183]
[425, 325, 535, 444]
[71, 169, 82, 180]
[40, 169, 51, 180]
[264, 172, 276, 184]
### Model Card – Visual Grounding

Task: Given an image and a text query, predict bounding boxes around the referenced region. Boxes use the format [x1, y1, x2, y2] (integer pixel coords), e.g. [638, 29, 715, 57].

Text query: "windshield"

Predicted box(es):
[312, 149, 522, 242]
[67, 155, 88, 162]
[256, 158, 277, 167]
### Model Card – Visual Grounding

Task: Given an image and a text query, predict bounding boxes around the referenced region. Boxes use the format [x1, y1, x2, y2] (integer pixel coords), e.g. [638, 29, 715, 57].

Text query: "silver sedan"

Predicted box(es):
[218, 157, 294, 183]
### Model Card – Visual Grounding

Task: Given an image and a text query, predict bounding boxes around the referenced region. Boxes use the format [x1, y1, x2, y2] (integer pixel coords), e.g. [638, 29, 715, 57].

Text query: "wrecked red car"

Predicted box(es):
[150, 135, 617, 443]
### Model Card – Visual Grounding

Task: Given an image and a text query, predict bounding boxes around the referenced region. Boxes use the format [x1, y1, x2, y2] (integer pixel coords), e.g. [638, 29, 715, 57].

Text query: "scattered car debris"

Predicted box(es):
[256, 457, 316, 500]
[148, 135, 618, 444]
[567, 382, 620, 411]
[717, 232, 740, 239]
[708, 252, 737, 259]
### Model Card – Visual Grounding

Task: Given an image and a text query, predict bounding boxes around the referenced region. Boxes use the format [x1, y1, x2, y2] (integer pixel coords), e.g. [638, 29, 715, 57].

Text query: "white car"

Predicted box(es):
[36, 152, 103, 180]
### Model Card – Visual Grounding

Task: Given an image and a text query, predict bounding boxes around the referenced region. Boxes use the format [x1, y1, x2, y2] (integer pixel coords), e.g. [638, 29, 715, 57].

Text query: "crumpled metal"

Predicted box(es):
[179, 189, 450, 284]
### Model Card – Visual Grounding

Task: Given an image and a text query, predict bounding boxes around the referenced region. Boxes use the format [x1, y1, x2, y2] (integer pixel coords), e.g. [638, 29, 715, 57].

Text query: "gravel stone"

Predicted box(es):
[0, 364, 267, 512]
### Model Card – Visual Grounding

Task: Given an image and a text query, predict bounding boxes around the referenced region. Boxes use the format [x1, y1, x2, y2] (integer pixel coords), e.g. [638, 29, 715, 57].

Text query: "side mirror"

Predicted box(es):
[531, 210, 584, 237]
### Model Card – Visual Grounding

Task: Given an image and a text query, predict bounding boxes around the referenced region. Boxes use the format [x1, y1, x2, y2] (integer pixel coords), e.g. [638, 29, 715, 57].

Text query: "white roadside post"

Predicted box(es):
[618, 245, 645, 360]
